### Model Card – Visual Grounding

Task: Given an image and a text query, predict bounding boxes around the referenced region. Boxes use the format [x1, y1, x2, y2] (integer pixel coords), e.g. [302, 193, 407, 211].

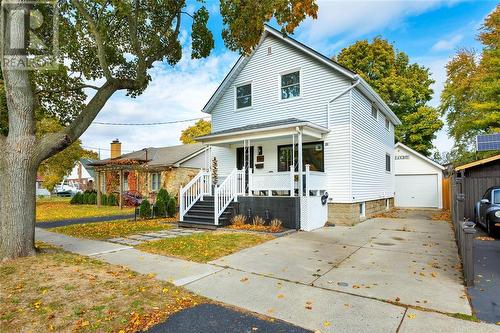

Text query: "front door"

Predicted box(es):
[236, 146, 254, 193]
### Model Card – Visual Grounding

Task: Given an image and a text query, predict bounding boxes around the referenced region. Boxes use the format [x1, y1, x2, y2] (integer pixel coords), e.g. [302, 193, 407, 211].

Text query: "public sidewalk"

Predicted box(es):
[35, 228, 500, 333]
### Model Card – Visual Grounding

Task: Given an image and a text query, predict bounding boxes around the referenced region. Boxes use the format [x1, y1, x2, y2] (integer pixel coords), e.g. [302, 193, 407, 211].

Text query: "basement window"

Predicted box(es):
[359, 202, 366, 218]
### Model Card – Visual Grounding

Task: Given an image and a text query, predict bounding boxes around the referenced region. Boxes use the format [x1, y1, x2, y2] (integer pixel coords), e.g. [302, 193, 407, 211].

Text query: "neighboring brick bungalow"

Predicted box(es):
[91, 140, 209, 207]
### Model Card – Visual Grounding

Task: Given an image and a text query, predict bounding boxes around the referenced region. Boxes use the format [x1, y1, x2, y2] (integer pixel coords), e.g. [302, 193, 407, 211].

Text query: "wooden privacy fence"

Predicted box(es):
[451, 176, 476, 287]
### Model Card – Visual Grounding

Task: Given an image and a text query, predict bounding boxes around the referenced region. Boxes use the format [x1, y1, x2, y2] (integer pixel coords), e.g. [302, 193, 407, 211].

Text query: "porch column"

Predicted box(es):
[96, 170, 101, 208]
[298, 128, 303, 197]
[119, 169, 123, 209]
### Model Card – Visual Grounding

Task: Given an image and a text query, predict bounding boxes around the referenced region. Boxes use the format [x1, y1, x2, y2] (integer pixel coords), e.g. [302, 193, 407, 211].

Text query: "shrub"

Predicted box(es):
[252, 216, 265, 226]
[82, 192, 90, 204]
[89, 192, 97, 205]
[70, 193, 81, 205]
[157, 188, 170, 203]
[156, 198, 167, 217]
[101, 193, 108, 206]
[139, 199, 152, 219]
[270, 218, 283, 232]
[231, 214, 247, 227]
[166, 197, 177, 217]
[108, 194, 117, 206]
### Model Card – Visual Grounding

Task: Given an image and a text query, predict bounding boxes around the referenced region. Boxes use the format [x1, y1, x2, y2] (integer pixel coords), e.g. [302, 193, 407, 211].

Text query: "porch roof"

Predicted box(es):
[196, 118, 329, 144]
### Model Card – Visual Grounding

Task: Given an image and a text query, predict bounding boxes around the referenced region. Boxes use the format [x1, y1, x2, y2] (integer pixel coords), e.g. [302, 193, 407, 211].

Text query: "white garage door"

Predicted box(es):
[395, 174, 439, 208]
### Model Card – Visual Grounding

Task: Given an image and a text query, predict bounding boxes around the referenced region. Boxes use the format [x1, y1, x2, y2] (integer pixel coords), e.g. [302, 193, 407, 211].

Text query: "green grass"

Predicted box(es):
[36, 198, 134, 222]
[0, 242, 204, 333]
[136, 232, 274, 263]
[49, 219, 175, 239]
[449, 312, 480, 322]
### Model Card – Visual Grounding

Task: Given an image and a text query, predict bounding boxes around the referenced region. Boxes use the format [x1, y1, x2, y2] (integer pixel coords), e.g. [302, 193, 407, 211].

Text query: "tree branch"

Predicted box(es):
[72, 0, 112, 80]
[35, 80, 118, 163]
[35, 84, 100, 95]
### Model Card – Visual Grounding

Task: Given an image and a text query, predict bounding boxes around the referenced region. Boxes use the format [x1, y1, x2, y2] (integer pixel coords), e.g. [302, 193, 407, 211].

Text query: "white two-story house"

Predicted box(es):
[178, 25, 401, 231]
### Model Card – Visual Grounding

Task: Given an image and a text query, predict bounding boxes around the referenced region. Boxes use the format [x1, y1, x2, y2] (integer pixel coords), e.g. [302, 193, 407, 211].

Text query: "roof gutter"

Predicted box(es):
[327, 77, 361, 128]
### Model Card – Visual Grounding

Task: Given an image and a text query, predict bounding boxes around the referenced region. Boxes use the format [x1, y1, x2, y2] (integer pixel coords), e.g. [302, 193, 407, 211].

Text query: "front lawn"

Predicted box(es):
[49, 219, 176, 240]
[36, 197, 134, 222]
[0, 243, 205, 333]
[136, 232, 273, 263]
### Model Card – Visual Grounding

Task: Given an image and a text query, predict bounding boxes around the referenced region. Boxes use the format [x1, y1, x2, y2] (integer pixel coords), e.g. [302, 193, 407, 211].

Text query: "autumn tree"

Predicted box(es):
[335, 37, 442, 156]
[0, 0, 318, 259]
[180, 119, 211, 144]
[440, 5, 499, 158]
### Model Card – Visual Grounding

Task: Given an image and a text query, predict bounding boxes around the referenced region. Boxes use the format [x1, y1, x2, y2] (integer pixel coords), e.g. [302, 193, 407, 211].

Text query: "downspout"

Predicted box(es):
[326, 76, 361, 128]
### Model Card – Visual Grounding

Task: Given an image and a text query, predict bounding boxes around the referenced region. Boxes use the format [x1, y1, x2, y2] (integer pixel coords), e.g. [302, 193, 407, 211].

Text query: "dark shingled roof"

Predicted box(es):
[92, 143, 206, 168]
[198, 118, 312, 139]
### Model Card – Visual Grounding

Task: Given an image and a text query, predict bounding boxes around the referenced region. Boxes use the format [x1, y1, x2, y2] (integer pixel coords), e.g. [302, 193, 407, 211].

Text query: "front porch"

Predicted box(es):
[179, 119, 330, 231]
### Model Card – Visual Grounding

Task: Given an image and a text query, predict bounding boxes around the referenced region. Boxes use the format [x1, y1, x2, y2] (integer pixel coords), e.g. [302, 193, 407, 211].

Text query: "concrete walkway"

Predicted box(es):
[35, 217, 500, 333]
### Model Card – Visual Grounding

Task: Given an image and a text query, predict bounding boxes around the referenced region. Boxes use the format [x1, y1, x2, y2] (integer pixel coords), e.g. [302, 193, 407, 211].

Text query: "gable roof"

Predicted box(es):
[455, 154, 500, 171]
[395, 142, 445, 170]
[202, 24, 401, 126]
[92, 143, 207, 168]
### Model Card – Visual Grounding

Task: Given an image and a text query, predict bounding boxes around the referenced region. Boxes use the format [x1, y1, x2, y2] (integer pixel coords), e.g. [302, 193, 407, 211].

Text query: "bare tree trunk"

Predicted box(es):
[0, 149, 38, 260]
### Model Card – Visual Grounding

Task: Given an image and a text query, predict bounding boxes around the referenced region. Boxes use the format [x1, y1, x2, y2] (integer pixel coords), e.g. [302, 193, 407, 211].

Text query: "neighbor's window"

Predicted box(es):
[281, 71, 300, 99]
[385, 117, 390, 130]
[123, 172, 129, 191]
[385, 154, 391, 172]
[371, 105, 378, 119]
[151, 173, 161, 191]
[236, 83, 252, 109]
[278, 142, 324, 172]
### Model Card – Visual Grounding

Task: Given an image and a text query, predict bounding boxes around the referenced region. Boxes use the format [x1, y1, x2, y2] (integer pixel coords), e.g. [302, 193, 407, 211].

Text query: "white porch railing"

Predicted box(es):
[249, 165, 326, 196]
[214, 168, 244, 225]
[179, 170, 211, 221]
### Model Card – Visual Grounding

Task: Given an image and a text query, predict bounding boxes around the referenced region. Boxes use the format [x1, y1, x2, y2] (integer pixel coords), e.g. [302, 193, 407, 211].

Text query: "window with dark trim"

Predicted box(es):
[281, 71, 300, 99]
[236, 83, 252, 109]
[385, 117, 390, 130]
[277, 142, 324, 172]
[385, 154, 391, 172]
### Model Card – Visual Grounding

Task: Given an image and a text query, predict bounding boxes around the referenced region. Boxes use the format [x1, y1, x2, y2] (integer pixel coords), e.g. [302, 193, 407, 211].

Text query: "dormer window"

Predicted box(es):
[236, 83, 252, 109]
[281, 71, 300, 100]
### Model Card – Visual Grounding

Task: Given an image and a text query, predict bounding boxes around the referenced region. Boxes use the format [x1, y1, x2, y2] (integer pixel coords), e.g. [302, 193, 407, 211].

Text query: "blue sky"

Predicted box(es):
[81, 0, 497, 159]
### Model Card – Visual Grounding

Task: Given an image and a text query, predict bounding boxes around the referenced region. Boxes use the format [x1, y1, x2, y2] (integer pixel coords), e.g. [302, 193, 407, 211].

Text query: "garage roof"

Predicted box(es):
[455, 154, 500, 171]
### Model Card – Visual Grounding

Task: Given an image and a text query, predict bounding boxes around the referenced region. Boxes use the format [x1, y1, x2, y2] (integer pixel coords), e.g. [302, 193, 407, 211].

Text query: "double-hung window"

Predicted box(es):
[281, 71, 300, 100]
[385, 117, 390, 130]
[371, 105, 378, 119]
[236, 83, 252, 109]
[151, 173, 161, 191]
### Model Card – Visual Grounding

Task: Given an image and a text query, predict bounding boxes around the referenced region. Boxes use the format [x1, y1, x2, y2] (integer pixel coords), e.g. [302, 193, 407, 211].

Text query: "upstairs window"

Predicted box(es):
[236, 83, 252, 109]
[371, 105, 378, 119]
[385, 117, 390, 130]
[281, 71, 300, 99]
[385, 154, 391, 172]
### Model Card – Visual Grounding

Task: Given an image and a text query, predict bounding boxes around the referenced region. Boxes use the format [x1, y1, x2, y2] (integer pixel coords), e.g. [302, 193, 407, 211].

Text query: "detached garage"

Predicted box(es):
[394, 142, 445, 209]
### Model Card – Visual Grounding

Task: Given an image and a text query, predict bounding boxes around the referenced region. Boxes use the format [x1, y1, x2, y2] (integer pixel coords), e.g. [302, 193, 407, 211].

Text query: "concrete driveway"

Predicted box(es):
[185, 213, 495, 332]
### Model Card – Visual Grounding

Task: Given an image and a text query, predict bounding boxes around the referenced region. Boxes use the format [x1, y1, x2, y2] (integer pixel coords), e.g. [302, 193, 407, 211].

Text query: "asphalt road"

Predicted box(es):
[468, 228, 500, 323]
[146, 304, 312, 333]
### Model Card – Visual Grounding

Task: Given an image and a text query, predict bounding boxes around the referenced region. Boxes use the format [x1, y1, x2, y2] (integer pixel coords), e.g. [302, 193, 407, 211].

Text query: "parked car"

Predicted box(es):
[475, 186, 500, 236]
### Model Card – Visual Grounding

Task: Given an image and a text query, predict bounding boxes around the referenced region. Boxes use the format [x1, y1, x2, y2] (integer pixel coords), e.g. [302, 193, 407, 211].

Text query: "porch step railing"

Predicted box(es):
[179, 169, 211, 221]
[214, 168, 244, 225]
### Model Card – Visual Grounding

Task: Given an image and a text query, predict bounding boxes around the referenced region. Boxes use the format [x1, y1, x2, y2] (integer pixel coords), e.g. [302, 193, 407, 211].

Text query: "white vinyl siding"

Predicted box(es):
[211, 35, 351, 132]
[351, 89, 395, 202]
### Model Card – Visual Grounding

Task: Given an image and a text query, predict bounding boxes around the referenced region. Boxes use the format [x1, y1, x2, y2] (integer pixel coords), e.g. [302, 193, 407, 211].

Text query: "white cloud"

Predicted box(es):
[431, 34, 463, 51]
[296, 0, 460, 52]
[80, 51, 238, 159]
